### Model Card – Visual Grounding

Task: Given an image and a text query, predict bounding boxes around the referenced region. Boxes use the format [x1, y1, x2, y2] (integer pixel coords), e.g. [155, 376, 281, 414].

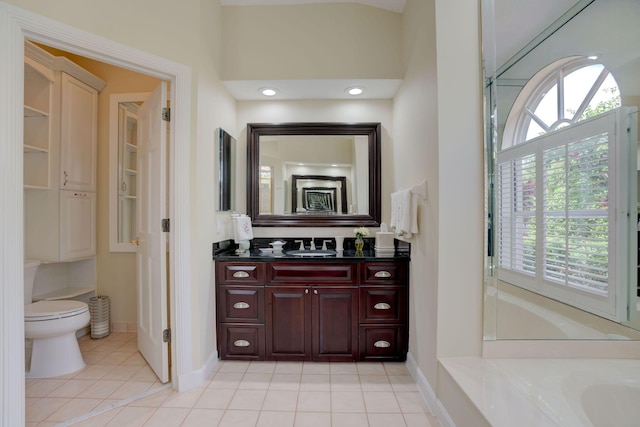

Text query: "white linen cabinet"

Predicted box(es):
[24, 42, 105, 263]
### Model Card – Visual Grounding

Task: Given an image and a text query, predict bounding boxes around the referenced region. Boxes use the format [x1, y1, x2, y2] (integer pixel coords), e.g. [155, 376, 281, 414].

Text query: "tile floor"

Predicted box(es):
[26, 332, 441, 427]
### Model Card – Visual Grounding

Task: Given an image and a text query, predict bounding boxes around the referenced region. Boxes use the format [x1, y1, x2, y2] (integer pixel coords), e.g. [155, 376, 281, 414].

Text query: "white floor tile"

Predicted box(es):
[332, 412, 369, 427]
[228, 389, 267, 410]
[294, 411, 331, 427]
[180, 408, 225, 427]
[140, 407, 189, 426]
[262, 389, 299, 411]
[297, 391, 331, 412]
[218, 409, 260, 427]
[24, 341, 438, 427]
[362, 391, 401, 413]
[331, 391, 366, 413]
[368, 413, 408, 427]
[257, 410, 296, 427]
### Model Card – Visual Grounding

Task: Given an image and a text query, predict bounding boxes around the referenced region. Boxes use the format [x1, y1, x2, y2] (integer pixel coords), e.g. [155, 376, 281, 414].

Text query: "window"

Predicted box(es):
[497, 58, 633, 320]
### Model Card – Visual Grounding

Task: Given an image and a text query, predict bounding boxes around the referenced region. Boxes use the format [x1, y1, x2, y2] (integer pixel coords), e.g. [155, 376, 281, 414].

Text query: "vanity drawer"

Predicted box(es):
[218, 325, 264, 360]
[217, 286, 264, 323]
[359, 325, 407, 361]
[267, 263, 357, 285]
[217, 262, 265, 285]
[361, 262, 406, 285]
[359, 287, 407, 323]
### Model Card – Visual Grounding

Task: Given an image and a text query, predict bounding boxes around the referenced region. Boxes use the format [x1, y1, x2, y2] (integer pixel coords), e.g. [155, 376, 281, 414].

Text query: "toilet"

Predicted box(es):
[24, 260, 90, 378]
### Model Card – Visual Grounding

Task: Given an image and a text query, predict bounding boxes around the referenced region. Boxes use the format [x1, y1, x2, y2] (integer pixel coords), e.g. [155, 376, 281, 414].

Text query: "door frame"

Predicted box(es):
[0, 3, 194, 425]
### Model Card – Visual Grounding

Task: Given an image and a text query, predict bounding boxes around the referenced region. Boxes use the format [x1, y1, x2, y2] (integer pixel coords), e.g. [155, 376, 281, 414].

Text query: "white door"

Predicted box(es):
[136, 82, 169, 383]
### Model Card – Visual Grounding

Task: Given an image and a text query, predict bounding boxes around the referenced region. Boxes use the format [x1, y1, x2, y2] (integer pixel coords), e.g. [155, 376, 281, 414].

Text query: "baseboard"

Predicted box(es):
[175, 350, 219, 392]
[110, 322, 137, 333]
[405, 352, 455, 427]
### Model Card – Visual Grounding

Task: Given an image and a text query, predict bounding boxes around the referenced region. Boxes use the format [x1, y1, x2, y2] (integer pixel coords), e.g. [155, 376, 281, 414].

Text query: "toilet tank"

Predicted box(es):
[24, 259, 40, 305]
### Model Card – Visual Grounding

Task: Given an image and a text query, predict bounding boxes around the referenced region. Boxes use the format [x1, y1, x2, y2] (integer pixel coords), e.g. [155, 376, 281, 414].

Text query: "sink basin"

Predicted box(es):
[286, 249, 337, 257]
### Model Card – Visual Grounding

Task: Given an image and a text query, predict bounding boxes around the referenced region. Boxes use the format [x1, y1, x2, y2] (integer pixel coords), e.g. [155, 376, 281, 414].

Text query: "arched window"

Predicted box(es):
[496, 57, 631, 321]
[502, 57, 620, 148]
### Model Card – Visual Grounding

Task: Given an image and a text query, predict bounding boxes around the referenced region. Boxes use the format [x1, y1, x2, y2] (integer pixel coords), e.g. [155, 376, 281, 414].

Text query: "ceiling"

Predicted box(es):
[219, 0, 407, 13]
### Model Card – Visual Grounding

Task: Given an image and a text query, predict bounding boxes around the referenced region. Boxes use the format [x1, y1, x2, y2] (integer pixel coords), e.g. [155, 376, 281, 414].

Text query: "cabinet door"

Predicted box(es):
[60, 73, 98, 191]
[265, 286, 311, 360]
[312, 287, 358, 362]
[59, 190, 96, 260]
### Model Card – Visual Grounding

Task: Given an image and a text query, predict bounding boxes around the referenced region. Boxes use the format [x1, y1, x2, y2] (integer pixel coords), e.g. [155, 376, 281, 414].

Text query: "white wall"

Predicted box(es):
[393, 0, 441, 386]
[433, 0, 483, 360]
[221, 3, 403, 80]
[392, 0, 484, 396]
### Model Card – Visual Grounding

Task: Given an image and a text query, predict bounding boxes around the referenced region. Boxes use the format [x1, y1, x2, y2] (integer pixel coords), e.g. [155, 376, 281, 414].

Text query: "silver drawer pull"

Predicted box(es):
[233, 302, 250, 309]
[232, 271, 250, 278]
[233, 339, 250, 347]
[374, 303, 391, 310]
[374, 271, 391, 278]
[374, 340, 391, 348]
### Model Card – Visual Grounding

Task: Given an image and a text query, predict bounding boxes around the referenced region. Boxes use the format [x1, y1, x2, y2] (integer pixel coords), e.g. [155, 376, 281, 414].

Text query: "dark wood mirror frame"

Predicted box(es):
[247, 122, 382, 227]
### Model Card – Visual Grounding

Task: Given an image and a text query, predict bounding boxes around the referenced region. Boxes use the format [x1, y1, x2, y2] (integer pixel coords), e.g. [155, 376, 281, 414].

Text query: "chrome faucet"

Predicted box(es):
[295, 239, 304, 250]
[309, 240, 316, 251]
[322, 240, 331, 251]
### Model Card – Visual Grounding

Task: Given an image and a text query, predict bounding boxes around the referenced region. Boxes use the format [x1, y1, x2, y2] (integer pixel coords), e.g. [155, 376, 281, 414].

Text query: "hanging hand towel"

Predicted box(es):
[390, 189, 418, 238]
[233, 215, 254, 242]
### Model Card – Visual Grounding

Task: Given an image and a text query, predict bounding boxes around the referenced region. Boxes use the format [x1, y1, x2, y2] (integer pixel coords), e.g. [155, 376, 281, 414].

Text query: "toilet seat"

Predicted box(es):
[25, 300, 88, 322]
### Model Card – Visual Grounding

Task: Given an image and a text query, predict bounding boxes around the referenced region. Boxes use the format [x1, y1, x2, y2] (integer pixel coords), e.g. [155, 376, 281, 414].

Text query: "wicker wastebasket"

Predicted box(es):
[89, 295, 111, 339]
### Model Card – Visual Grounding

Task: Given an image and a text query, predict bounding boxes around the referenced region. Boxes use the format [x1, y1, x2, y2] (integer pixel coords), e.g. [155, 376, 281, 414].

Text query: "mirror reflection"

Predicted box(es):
[258, 135, 368, 215]
[483, 0, 640, 340]
[247, 122, 381, 227]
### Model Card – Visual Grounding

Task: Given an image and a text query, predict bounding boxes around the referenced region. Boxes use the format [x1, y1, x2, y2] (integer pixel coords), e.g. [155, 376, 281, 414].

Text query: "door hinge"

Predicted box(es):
[163, 328, 171, 343]
[162, 107, 170, 122]
[162, 218, 170, 232]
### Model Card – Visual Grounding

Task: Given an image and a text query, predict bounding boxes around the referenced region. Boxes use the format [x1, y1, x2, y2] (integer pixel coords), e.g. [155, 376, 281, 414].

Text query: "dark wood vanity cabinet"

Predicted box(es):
[215, 259, 408, 362]
[216, 262, 266, 360]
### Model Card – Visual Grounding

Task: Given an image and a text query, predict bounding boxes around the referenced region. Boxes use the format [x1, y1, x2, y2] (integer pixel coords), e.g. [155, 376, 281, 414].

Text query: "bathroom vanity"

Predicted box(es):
[214, 241, 409, 362]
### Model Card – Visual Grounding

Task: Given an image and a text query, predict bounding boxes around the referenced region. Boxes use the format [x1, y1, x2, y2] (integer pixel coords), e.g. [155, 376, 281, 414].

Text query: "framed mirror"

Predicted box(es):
[247, 122, 381, 227]
[217, 128, 236, 211]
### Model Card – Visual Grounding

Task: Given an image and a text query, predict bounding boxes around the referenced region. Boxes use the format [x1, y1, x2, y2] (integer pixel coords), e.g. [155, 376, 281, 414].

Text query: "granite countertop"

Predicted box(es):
[212, 237, 410, 261]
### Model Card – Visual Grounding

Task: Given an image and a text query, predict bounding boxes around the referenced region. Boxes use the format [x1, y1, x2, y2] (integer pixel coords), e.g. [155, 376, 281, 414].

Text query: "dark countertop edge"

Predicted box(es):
[213, 238, 410, 261]
[212, 252, 410, 262]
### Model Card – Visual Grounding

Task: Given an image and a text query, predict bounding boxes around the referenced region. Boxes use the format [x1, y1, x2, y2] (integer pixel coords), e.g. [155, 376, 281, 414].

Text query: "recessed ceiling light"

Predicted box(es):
[587, 54, 600, 60]
[346, 86, 365, 96]
[260, 88, 278, 97]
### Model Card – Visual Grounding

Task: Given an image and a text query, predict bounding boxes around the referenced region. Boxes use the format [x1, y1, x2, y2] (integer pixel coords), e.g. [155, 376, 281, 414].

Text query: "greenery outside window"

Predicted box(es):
[497, 58, 633, 321]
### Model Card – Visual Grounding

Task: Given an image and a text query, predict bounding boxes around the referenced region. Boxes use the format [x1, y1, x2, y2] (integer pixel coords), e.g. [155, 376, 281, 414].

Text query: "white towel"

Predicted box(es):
[233, 216, 253, 242]
[390, 189, 418, 238]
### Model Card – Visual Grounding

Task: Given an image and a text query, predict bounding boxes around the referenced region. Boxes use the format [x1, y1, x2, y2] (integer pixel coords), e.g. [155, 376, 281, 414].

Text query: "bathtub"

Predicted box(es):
[487, 282, 640, 340]
[440, 358, 640, 427]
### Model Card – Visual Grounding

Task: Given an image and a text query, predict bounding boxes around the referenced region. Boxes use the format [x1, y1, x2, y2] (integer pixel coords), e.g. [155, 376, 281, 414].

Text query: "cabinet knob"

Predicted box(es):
[232, 271, 250, 278]
[233, 302, 250, 309]
[130, 237, 140, 245]
[374, 303, 391, 310]
[374, 271, 392, 278]
[314, 289, 318, 295]
[305, 289, 309, 294]
[374, 340, 391, 348]
[233, 339, 250, 347]
[63, 170, 69, 186]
